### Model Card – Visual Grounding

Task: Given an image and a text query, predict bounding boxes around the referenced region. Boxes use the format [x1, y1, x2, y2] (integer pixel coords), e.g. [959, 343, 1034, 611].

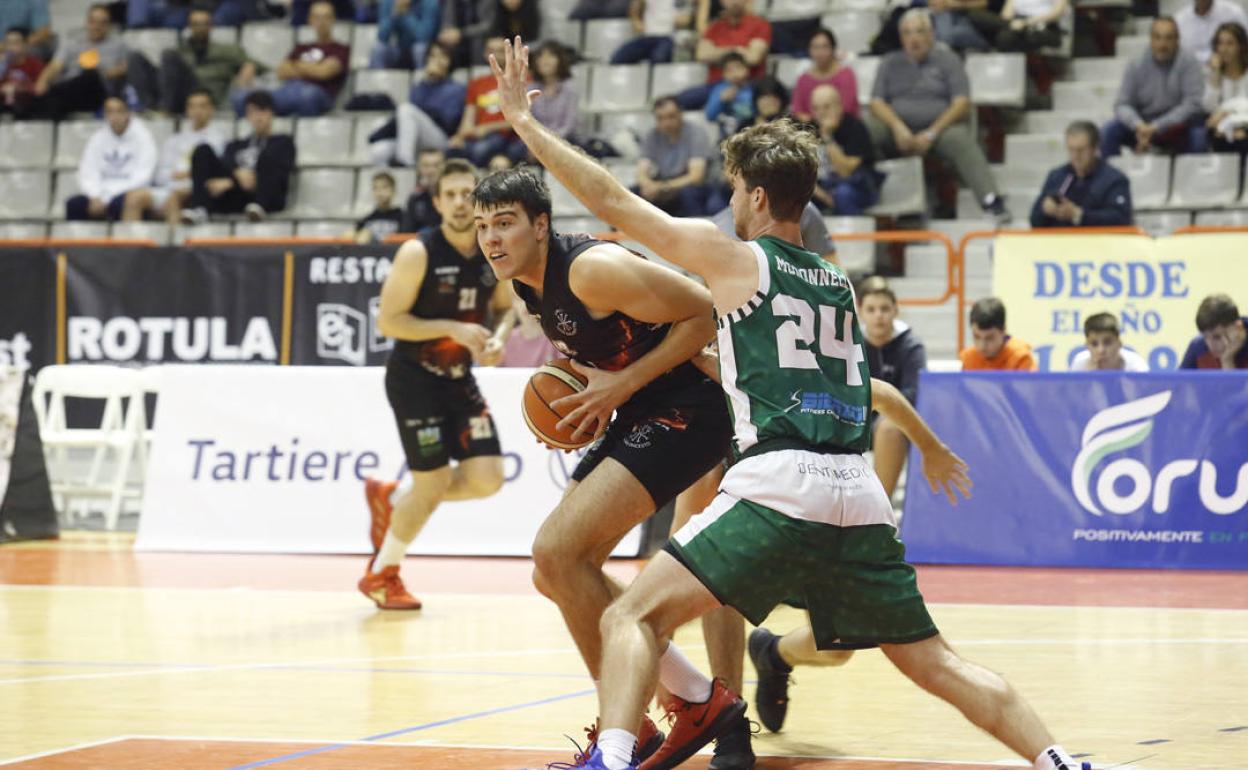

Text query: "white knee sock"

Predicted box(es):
[658, 643, 713, 703]
[372, 531, 408, 572]
[1034, 745, 1079, 770]
[597, 728, 636, 770]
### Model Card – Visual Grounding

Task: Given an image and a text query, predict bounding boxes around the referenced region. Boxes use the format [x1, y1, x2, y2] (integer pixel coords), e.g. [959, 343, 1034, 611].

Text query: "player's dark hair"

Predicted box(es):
[969, 297, 1007, 330]
[857, 276, 897, 305]
[372, 170, 396, 188]
[186, 87, 215, 106]
[1195, 293, 1241, 332]
[243, 89, 275, 113]
[435, 158, 478, 196]
[721, 118, 818, 223]
[1066, 120, 1099, 147]
[1083, 312, 1119, 338]
[472, 167, 553, 225]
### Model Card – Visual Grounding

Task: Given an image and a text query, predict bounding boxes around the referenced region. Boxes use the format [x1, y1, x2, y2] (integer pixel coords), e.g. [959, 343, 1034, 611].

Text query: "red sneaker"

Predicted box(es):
[364, 477, 398, 552]
[358, 563, 422, 610]
[578, 716, 665, 765]
[638, 679, 746, 770]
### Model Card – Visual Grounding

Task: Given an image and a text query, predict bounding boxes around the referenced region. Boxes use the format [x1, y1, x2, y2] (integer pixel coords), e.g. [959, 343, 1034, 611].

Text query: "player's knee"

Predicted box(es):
[531, 564, 555, 598]
[600, 594, 646, 638]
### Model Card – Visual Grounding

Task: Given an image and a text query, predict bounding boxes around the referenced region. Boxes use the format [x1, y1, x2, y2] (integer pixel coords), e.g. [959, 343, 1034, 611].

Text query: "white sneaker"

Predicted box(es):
[244, 202, 266, 221]
[180, 207, 208, 225]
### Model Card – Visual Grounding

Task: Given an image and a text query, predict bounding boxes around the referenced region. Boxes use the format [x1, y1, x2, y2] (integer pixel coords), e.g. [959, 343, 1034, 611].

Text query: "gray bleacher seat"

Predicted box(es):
[1116, 35, 1149, 60]
[588, 63, 651, 112]
[51, 170, 80, 218]
[966, 53, 1025, 108]
[824, 215, 875, 274]
[0, 122, 54, 169]
[54, 120, 99, 169]
[124, 28, 177, 63]
[0, 171, 51, 219]
[295, 21, 353, 46]
[1196, 209, 1248, 226]
[236, 116, 294, 139]
[771, 0, 833, 19]
[651, 62, 710, 99]
[1038, 5, 1074, 58]
[542, 18, 583, 52]
[206, 118, 237, 142]
[49, 221, 110, 240]
[582, 19, 636, 61]
[172, 222, 232, 243]
[994, 162, 1050, 196]
[350, 24, 377, 70]
[603, 159, 637, 188]
[1024, 110, 1111, 134]
[956, 187, 1024, 222]
[772, 56, 810, 88]
[352, 69, 410, 108]
[1070, 57, 1130, 83]
[902, 244, 949, 281]
[240, 23, 295, 70]
[293, 168, 356, 217]
[1241, 155, 1248, 205]
[553, 216, 610, 234]
[1108, 153, 1171, 209]
[1135, 209, 1191, 236]
[831, 0, 888, 12]
[869, 156, 926, 217]
[144, 116, 176, 151]
[548, 176, 592, 217]
[846, 56, 878, 106]
[296, 220, 353, 237]
[597, 110, 653, 140]
[1052, 81, 1117, 114]
[0, 222, 48, 239]
[1005, 134, 1065, 171]
[351, 113, 391, 165]
[1168, 153, 1241, 208]
[295, 116, 355, 166]
[210, 26, 239, 45]
[352, 167, 415, 218]
[820, 11, 882, 54]
[233, 221, 295, 238]
[112, 222, 171, 244]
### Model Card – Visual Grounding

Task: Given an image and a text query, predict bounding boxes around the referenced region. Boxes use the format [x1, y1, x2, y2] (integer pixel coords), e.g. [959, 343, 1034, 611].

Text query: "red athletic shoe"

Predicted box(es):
[358, 563, 422, 610]
[639, 679, 747, 770]
[364, 477, 398, 552]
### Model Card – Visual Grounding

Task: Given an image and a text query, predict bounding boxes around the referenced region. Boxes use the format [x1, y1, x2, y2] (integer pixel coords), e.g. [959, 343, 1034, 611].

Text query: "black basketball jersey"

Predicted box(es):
[513, 232, 702, 398]
[391, 225, 497, 379]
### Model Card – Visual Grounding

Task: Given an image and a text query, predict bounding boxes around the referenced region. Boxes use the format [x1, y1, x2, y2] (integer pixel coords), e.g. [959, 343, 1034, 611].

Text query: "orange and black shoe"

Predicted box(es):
[638, 679, 747, 770]
[364, 477, 398, 552]
[358, 562, 422, 610]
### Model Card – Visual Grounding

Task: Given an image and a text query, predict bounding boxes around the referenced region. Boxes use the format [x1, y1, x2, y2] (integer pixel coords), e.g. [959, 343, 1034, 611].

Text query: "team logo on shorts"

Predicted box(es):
[623, 423, 655, 449]
[554, 309, 578, 337]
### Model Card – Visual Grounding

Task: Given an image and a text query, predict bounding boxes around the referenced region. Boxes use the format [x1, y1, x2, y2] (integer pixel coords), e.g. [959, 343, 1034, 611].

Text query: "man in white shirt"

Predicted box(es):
[1175, 0, 1248, 63]
[65, 95, 157, 221]
[131, 88, 227, 224]
[1069, 312, 1149, 371]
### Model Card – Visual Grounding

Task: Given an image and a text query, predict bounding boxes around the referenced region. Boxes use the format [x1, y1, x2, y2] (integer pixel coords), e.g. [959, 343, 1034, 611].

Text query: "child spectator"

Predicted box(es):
[355, 171, 405, 243]
[1180, 294, 1248, 369]
[704, 51, 753, 139]
[959, 297, 1038, 370]
[1069, 313, 1149, 371]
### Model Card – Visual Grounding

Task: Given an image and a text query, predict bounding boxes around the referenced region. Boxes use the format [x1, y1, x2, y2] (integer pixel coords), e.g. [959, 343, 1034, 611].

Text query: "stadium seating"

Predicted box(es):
[234, 220, 295, 238]
[651, 63, 710, 100]
[1168, 154, 1241, 209]
[0, 122, 54, 169]
[582, 19, 635, 62]
[352, 69, 410, 108]
[1108, 153, 1171, 209]
[295, 116, 355, 166]
[240, 23, 295, 70]
[53, 121, 98, 169]
[112, 221, 172, 245]
[587, 63, 650, 112]
[869, 157, 926, 217]
[0, 171, 51, 220]
[292, 168, 357, 218]
[820, 11, 881, 54]
[966, 53, 1025, 108]
[846, 56, 879, 107]
[50, 221, 109, 239]
[824, 215, 875, 274]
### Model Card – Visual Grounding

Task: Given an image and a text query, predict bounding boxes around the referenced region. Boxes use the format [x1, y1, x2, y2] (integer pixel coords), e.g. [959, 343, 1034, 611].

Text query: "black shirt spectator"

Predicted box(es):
[1031, 120, 1132, 228]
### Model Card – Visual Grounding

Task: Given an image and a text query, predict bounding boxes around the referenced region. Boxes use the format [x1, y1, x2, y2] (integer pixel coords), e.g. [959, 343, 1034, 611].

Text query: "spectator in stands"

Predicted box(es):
[611, 0, 696, 64]
[749, 75, 790, 127]
[1030, 121, 1132, 228]
[968, 0, 1066, 53]
[810, 84, 880, 215]
[635, 95, 713, 216]
[1, 28, 44, 116]
[66, 96, 157, 222]
[487, 153, 514, 171]
[447, 36, 526, 166]
[1069, 313, 1149, 371]
[184, 90, 296, 222]
[791, 27, 859, 123]
[710, 201, 838, 263]
[857, 276, 927, 499]
[439, 0, 492, 69]
[705, 52, 753, 139]
[370, 0, 440, 70]
[867, 9, 1009, 223]
[530, 41, 583, 146]
[1180, 294, 1248, 369]
[286, 0, 355, 26]
[571, 0, 632, 20]
[369, 41, 464, 167]
[232, 0, 348, 117]
[30, 4, 128, 120]
[0, 0, 50, 61]
[1176, 0, 1248, 63]
[930, 0, 992, 53]
[490, 0, 540, 41]
[680, 0, 771, 108]
[136, 89, 228, 224]
[1204, 22, 1248, 154]
[959, 297, 1038, 370]
[402, 147, 445, 230]
[354, 171, 405, 243]
[128, 0, 246, 28]
[1102, 17, 1206, 156]
[129, 5, 259, 115]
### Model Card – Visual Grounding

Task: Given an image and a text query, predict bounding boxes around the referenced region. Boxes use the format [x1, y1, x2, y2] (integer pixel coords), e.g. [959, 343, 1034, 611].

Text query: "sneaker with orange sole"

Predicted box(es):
[364, 477, 398, 552]
[638, 679, 746, 770]
[358, 562, 422, 610]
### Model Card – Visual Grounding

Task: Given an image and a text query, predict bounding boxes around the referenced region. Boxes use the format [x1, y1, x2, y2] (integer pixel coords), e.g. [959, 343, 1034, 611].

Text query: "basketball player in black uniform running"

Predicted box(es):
[473, 169, 750, 770]
[359, 158, 513, 610]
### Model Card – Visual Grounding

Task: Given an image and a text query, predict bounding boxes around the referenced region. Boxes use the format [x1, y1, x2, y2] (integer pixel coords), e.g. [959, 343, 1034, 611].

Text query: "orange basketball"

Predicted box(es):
[523, 359, 592, 450]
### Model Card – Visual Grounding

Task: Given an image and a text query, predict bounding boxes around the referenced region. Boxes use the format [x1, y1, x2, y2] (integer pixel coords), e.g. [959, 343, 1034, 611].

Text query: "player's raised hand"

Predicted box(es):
[489, 36, 542, 124]
[921, 442, 972, 506]
[550, 361, 638, 443]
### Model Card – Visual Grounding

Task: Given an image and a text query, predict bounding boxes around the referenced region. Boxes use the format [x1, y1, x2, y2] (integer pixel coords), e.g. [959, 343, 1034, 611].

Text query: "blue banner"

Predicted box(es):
[900, 372, 1248, 569]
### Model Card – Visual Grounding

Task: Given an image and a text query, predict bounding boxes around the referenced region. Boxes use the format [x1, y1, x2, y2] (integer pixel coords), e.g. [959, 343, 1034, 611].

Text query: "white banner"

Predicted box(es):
[137, 365, 643, 556]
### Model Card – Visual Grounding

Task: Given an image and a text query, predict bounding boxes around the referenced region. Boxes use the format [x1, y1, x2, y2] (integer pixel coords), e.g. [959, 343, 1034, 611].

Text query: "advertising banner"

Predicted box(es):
[137, 365, 644, 557]
[901, 372, 1248, 569]
[288, 244, 400, 366]
[0, 248, 56, 372]
[992, 233, 1248, 371]
[63, 247, 285, 365]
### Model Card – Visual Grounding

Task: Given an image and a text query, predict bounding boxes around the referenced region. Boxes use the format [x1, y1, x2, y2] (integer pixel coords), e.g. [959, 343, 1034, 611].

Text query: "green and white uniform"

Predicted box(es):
[666, 236, 937, 649]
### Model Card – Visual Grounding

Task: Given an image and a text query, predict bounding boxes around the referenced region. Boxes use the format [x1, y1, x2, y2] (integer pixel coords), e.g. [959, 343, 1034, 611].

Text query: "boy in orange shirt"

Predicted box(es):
[959, 297, 1038, 370]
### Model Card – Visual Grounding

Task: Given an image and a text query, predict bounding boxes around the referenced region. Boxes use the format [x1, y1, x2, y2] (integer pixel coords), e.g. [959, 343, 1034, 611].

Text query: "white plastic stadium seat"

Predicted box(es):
[846, 56, 879, 106]
[588, 63, 651, 112]
[966, 53, 1025, 108]
[296, 220, 354, 237]
[650, 62, 710, 99]
[291, 168, 356, 218]
[542, 18, 583, 52]
[1168, 153, 1240, 208]
[144, 116, 176, 151]
[295, 21, 353, 46]
[820, 11, 882, 54]
[54, 120, 98, 169]
[0, 121, 54, 168]
[1196, 209, 1248, 226]
[582, 19, 636, 61]
[350, 24, 376, 69]
[50, 170, 81, 218]
[548, 176, 592, 218]
[123, 28, 177, 63]
[351, 112, 391, 165]
[210, 26, 238, 45]
[0, 170, 51, 220]
[172, 222, 232, 243]
[295, 116, 355, 166]
[1116, 35, 1149, 60]
[869, 157, 926, 217]
[240, 23, 295, 70]
[823, 215, 875, 274]
[0, 222, 47, 239]
[352, 69, 410, 108]
[1004, 134, 1066, 171]
[1134, 209, 1191, 236]
[1108, 154, 1171, 209]
[49, 222, 110, 239]
[111, 222, 171, 244]
[770, 0, 832, 19]
[1051, 81, 1117, 114]
[773, 56, 811, 88]
[1070, 57, 1130, 83]
[233, 220, 295, 238]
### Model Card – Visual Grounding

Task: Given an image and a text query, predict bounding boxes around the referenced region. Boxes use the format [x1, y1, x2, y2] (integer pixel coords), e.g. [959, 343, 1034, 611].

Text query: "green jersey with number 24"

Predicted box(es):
[716, 236, 872, 458]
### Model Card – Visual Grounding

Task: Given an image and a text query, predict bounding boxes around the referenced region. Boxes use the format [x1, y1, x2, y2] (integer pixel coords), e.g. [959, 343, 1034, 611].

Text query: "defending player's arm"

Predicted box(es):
[478, 279, 516, 366]
[552, 245, 717, 440]
[377, 239, 491, 356]
[489, 37, 753, 298]
[869, 378, 972, 505]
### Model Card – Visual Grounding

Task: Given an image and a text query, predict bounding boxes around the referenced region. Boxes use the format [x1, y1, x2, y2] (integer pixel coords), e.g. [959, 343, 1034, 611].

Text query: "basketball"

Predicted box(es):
[523, 359, 591, 450]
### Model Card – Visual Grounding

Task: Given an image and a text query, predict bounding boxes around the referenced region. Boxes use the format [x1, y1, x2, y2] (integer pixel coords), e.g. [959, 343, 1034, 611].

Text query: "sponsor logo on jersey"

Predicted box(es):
[68, 316, 276, 363]
[775, 257, 851, 289]
[784, 390, 866, 424]
[554, 309, 578, 337]
[317, 299, 391, 366]
[308, 256, 392, 284]
[0, 332, 32, 368]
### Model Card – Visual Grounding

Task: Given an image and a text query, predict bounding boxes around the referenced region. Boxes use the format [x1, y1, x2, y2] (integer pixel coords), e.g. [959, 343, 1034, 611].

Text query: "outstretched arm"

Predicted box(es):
[488, 37, 753, 299]
[870, 378, 971, 505]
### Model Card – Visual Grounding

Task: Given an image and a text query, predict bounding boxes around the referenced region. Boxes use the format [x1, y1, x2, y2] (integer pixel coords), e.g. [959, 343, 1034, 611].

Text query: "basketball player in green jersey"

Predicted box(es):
[489, 37, 1087, 770]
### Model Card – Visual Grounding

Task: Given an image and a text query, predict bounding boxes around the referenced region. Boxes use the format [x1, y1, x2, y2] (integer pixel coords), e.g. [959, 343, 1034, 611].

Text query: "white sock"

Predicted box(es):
[1034, 745, 1079, 770]
[597, 728, 636, 770]
[658, 643, 714, 703]
[372, 531, 408, 572]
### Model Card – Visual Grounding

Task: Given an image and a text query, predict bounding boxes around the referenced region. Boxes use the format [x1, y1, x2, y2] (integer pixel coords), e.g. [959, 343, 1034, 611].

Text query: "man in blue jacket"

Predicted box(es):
[1030, 121, 1133, 228]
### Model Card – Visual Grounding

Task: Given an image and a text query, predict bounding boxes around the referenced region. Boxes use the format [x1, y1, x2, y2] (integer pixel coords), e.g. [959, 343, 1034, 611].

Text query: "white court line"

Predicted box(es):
[0, 736, 130, 766]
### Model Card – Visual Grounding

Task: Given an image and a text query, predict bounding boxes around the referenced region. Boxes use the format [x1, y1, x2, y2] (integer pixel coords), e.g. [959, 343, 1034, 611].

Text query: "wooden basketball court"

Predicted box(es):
[1, 533, 1245, 770]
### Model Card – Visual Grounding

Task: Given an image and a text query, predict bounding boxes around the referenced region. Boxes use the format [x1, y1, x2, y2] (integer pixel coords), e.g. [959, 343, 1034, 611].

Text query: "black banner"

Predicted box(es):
[289, 244, 400, 366]
[0, 248, 57, 372]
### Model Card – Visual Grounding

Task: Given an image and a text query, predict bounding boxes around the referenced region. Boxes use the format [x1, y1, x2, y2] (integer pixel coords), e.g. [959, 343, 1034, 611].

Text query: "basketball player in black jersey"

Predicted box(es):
[473, 169, 751, 770]
[359, 158, 513, 610]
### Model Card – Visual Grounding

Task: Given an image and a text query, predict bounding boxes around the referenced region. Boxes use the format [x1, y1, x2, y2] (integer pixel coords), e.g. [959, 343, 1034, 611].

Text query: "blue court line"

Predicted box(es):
[224, 687, 596, 770]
